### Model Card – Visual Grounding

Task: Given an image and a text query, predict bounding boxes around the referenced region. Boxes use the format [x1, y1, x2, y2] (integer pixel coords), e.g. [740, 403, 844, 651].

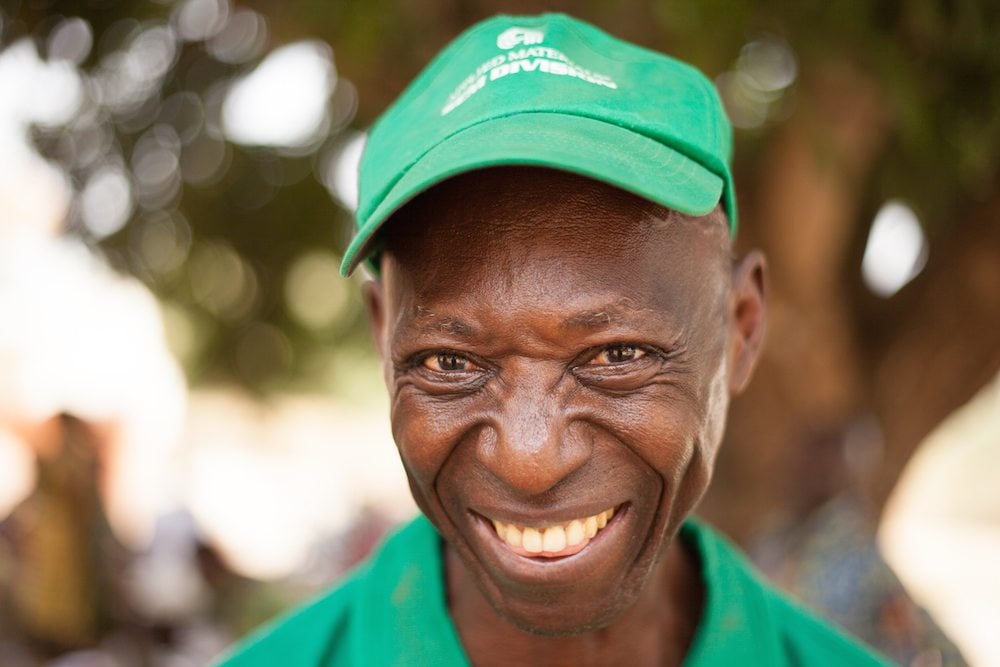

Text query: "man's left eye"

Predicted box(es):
[591, 345, 646, 365]
[423, 352, 475, 372]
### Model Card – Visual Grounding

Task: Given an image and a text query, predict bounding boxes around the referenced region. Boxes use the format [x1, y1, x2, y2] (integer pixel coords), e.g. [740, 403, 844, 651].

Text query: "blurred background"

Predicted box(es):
[0, 0, 997, 665]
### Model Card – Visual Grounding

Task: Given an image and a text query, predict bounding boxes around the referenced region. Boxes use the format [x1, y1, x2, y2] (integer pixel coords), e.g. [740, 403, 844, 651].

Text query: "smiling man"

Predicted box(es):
[221, 13, 889, 666]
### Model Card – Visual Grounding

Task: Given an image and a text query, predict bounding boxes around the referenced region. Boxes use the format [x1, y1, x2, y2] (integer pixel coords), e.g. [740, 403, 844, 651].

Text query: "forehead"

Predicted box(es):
[379, 168, 733, 362]
[379, 167, 728, 288]
[379, 168, 732, 350]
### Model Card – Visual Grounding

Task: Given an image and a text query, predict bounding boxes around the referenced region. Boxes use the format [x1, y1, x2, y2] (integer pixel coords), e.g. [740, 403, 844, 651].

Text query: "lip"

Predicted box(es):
[469, 503, 628, 582]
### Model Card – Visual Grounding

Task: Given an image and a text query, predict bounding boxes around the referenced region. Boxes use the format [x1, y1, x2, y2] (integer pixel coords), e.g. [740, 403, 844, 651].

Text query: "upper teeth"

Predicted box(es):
[490, 507, 615, 554]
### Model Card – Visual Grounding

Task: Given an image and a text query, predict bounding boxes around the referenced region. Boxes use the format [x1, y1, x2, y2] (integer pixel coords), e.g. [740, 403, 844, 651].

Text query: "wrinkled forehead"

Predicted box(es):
[378, 167, 728, 285]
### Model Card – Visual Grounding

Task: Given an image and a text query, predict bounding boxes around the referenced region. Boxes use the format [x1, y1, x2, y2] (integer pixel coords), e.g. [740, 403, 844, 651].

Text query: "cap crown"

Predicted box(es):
[344, 13, 735, 274]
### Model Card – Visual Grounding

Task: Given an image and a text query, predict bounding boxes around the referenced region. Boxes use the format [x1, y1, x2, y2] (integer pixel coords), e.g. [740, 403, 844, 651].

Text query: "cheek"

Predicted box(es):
[666, 357, 731, 512]
[390, 392, 483, 489]
[602, 370, 725, 505]
[677, 312, 731, 464]
[700, 355, 731, 463]
[590, 390, 701, 488]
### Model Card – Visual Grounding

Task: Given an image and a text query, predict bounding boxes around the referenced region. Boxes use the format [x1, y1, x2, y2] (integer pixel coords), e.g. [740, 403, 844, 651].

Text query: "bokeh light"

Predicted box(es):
[93, 23, 177, 117]
[188, 240, 257, 320]
[284, 250, 350, 331]
[172, 0, 230, 42]
[320, 130, 365, 212]
[47, 17, 93, 65]
[80, 163, 134, 238]
[862, 200, 928, 298]
[716, 35, 797, 129]
[130, 210, 193, 277]
[207, 7, 267, 64]
[0, 38, 83, 130]
[222, 41, 335, 149]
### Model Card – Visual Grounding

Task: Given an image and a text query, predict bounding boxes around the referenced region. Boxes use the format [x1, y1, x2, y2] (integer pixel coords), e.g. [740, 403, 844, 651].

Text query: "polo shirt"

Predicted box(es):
[218, 515, 890, 666]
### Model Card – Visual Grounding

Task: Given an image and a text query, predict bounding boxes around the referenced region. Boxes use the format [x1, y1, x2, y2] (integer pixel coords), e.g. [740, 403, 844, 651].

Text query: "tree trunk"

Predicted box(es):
[699, 62, 1000, 543]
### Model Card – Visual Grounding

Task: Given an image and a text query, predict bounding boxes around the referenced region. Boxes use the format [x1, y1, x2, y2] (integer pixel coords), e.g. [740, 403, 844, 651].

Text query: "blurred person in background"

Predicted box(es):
[752, 421, 965, 665]
[221, 14, 890, 666]
[0, 415, 124, 656]
[0, 65, 211, 663]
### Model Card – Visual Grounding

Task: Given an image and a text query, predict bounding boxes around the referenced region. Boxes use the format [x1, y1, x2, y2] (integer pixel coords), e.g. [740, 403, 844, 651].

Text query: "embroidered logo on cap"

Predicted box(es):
[441, 25, 618, 115]
[496, 27, 545, 49]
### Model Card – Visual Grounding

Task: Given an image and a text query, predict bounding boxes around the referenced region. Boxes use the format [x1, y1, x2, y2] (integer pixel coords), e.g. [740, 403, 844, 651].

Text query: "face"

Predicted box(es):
[366, 167, 765, 635]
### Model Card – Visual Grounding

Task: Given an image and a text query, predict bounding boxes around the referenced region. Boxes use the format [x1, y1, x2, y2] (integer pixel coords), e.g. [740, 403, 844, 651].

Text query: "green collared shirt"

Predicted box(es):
[219, 516, 891, 666]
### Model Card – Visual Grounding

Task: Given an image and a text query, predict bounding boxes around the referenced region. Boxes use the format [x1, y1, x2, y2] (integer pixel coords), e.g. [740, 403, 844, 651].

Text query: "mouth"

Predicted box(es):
[485, 506, 619, 559]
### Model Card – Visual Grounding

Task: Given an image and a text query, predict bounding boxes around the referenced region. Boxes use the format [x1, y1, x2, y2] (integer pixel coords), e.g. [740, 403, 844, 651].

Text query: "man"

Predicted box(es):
[221, 13, 889, 665]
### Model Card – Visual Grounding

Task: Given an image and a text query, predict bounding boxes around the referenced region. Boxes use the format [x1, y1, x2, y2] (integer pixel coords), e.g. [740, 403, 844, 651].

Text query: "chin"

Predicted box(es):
[471, 548, 656, 638]
[490, 595, 631, 637]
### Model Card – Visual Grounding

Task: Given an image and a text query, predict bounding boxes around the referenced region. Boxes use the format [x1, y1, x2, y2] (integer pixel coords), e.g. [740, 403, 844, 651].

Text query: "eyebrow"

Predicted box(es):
[562, 309, 618, 330]
[560, 302, 649, 331]
[407, 302, 650, 339]
[411, 306, 475, 337]
[428, 317, 474, 336]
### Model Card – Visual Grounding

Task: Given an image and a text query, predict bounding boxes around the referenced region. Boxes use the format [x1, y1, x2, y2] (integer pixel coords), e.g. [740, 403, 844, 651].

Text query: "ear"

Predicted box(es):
[362, 278, 388, 360]
[728, 250, 767, 395]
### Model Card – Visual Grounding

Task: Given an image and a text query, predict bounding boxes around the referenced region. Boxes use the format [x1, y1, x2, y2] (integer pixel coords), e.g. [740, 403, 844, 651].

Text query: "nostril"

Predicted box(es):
[478, 414, 592, 496]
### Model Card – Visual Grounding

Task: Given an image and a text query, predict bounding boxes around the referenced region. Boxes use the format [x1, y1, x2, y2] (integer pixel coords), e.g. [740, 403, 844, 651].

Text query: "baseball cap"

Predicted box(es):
[340, 12, 736, 276]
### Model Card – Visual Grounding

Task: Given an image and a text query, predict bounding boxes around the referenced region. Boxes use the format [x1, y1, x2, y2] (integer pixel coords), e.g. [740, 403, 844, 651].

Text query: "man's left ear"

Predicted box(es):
[728, 250, 767, 395]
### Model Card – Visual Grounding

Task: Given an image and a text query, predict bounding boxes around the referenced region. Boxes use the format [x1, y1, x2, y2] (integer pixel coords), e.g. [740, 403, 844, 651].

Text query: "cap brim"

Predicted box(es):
[341, 111, 724, 275]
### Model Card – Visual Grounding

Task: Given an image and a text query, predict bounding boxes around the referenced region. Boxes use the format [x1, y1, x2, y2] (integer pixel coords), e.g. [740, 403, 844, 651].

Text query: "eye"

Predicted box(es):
[590, 344, 646, 365]
[423, 352, 477, 372]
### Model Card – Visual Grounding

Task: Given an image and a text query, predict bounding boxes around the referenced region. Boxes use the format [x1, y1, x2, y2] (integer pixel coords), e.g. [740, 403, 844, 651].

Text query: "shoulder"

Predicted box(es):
[765, 591, 893, 666]
[215, 517, 439, 667]
[682, 519, 892, 667]
[215, 565, 363, 666]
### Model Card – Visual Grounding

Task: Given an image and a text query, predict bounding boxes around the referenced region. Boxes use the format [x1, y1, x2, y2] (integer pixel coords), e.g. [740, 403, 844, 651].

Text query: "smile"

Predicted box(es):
[488, 507, 617, 558]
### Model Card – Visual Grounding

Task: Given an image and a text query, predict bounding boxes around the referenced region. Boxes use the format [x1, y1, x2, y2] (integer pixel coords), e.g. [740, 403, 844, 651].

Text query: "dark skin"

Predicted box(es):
[364, 167, 767, 666]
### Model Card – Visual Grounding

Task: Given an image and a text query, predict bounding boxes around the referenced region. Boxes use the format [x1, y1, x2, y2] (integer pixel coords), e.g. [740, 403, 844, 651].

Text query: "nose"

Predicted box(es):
[478, 372, 591, 496]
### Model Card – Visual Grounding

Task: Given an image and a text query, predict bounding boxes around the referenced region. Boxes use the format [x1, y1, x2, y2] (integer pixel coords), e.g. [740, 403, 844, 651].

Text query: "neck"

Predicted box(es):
[446, 537, 704, 667]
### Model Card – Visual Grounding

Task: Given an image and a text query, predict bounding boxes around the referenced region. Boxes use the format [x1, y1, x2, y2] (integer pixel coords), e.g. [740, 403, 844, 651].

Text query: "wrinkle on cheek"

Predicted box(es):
[391, 392, 483, 483]
[643, 365, 697, 407]
[601, 396, 687, 459]
[653, 353, 728, 478]
[604, 389, 704, 499]
[670, 443, 710, 534]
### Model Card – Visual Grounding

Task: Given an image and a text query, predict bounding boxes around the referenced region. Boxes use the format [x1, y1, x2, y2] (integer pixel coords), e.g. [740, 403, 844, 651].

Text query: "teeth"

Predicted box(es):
[566, 520, 584, 547]
[542, 525, 566, 552]
[522, 527, 543, 553]
[490, 506, 617, 555]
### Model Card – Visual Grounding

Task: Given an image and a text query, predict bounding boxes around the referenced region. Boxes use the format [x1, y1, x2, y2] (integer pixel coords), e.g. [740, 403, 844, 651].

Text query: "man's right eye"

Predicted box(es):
[422, 352, 474, 372]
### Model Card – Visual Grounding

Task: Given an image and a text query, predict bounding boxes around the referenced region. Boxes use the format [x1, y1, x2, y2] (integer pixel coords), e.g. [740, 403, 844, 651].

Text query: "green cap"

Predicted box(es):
[341, 12, 736, 275]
